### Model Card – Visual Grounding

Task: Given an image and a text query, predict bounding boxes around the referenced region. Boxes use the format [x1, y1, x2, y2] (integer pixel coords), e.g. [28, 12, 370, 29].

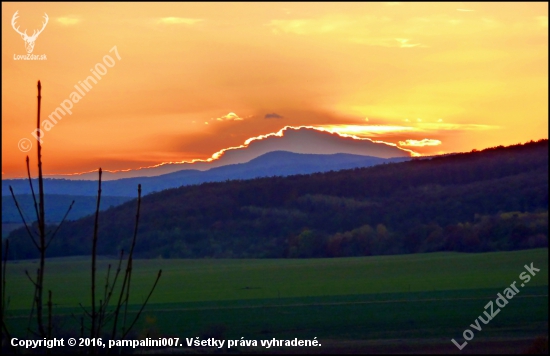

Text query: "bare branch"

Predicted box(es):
[45, 200, 75, 250]
[9, 186, 39, 250]
[24, 269, 38, 288]
[47, 290, 52, 339]
[104, 250, 124, 312]
[122, 184, 142, 334]
[1, 240, 13, 349]
[25, 156, 40, 226]
[99, 250, 124, 329]
[122, 269, 162, 339]
[91, 168, 102, 345]
[78, 303, 92, 318]
[35, 80, 47, 338]
[112, 184, 142, 339]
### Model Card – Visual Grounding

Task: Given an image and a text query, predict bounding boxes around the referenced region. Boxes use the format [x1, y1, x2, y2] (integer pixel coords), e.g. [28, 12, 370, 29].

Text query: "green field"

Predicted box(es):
[3, 249, 548, 352]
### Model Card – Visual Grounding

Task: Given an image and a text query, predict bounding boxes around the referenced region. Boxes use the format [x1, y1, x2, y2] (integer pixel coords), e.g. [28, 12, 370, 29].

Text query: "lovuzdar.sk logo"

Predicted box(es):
[12, 10, 48, 60]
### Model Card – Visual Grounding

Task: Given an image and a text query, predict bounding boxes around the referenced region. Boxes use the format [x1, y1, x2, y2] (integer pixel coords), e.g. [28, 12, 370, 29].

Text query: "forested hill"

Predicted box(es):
[6, 139, 548, 260]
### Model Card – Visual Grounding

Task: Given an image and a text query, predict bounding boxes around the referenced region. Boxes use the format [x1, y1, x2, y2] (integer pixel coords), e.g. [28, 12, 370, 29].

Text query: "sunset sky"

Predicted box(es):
[2, 2, 548, 179]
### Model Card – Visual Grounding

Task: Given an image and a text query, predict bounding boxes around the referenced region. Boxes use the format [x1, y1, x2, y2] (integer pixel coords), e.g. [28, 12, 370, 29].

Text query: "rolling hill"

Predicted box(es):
[5, 140, 548, 260]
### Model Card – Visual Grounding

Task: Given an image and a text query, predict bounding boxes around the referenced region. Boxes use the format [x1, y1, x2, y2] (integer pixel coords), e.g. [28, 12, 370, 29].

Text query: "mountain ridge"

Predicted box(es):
[2, 151, 411, 197]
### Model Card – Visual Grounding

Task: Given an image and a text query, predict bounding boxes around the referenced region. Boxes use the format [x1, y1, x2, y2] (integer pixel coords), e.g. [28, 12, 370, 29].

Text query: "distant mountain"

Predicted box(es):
[39, 126, 412, 180]
[3, 151, 411, 198]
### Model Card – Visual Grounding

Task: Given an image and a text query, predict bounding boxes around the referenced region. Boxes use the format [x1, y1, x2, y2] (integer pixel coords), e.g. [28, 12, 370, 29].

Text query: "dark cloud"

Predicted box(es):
[264, 113, 283, 119]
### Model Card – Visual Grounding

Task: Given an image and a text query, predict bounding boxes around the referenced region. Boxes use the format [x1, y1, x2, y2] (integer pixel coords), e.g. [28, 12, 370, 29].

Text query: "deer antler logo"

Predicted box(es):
[12, 11, 49, 54]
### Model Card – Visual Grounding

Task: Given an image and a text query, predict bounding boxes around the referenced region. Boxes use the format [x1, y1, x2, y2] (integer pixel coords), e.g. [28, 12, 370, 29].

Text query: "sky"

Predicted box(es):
[2, 2, 548, 179]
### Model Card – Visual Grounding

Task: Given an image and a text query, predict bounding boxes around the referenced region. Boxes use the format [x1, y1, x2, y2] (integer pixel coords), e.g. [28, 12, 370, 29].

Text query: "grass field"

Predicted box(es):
[3, 248, 548, 353]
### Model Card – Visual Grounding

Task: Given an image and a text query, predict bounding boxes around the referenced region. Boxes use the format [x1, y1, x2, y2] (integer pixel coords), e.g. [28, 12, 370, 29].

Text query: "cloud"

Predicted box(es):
[268, 15, 424, 48]
[264, 113, 283, 119]
[158, 17, 203, 25]
[399, 139, 442, 147]
[235, 126, 416, 158]
[317, 124, 414, 136]
[57, 17, 80, 25]
[215, 112, 243, 121]
[316, 122, 498, 139]
[395, 38, 421, 48]
[268, 17, 355, 35]
[416, 122, 497, 131]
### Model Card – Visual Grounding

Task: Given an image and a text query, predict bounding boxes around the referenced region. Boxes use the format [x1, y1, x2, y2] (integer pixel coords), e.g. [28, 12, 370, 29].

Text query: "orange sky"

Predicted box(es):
[2, 2, 548, 179]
